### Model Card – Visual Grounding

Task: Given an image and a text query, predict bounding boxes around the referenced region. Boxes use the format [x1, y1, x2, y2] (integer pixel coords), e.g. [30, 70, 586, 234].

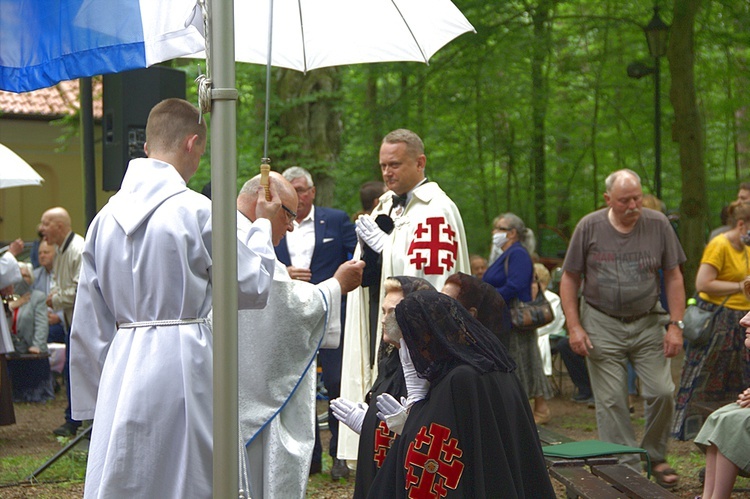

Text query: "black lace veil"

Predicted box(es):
[395, 290, 516, 383]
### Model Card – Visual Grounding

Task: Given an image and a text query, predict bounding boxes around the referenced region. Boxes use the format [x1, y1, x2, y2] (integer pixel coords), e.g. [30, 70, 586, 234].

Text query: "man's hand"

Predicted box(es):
[287, 266, 312, 282]
[254, 184, 281, 221]
[737, 387, 750, 408]
[28, 346, 41, 354]
[355, 215, 387, 254]
[663, 324, 683, 358]
[375, 393, 408, 435]
[46, 293, 55, 309]
[48, 312, 61, 325]
[8, 238, 23, 257]
[333, 260, 364, 294]
[330, 397, 367, 435]
[568, 324, 594, 357]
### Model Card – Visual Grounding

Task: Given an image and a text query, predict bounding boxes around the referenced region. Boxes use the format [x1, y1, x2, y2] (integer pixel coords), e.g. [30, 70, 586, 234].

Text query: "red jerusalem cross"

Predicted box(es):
[373, 421, 395, 467]
[403, 423, 464, 499]
[407, 217, 458, 275]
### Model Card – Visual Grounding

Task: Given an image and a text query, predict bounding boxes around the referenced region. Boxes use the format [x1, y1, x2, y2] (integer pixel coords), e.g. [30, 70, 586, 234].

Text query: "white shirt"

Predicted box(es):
[285, 205, 316, 269]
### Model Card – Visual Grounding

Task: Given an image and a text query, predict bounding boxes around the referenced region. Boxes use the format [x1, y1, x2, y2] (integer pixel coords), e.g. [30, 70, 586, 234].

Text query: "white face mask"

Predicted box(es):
[492, 231, 508, 249]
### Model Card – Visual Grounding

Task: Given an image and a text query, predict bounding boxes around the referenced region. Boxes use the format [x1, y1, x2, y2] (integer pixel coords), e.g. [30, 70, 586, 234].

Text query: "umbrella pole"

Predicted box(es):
[208, 0, 240, 495]
[260, 0, 274, 200]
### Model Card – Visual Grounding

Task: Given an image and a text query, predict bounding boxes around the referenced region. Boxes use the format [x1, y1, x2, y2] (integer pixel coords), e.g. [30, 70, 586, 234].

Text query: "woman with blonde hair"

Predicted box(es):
[672, 200, 750, 439]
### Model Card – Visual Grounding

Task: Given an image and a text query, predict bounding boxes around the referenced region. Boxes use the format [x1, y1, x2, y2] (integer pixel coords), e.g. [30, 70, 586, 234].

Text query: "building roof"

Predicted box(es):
[0, 79, 102, 120]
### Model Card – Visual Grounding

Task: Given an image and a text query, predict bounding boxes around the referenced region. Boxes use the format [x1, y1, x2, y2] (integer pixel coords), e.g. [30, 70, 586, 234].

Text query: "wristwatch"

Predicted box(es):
[668, 320, 685, 330]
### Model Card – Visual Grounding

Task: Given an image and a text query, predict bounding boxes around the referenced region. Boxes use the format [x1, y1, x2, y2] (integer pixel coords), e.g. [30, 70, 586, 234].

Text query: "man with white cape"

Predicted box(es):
[339, 129, 471, 461]
[234, 172, 364, 498]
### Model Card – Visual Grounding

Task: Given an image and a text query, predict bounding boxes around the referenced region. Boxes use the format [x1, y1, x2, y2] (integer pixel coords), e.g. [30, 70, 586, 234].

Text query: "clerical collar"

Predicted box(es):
[61, 231, 75, 253]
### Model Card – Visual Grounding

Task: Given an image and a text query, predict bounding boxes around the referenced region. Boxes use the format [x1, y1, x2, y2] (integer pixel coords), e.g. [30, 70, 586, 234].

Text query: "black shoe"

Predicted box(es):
[330, 458, 350, 480]
[571, 393, 594, 405]
[53, 421, 80, 437]
[309, 460, 322, 476]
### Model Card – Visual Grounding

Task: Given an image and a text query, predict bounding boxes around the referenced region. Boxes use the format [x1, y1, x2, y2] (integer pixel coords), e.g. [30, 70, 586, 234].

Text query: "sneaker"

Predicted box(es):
[571, 394, 595, 405]
[53, 421, 80, 437]
[330, 458, 350, 480]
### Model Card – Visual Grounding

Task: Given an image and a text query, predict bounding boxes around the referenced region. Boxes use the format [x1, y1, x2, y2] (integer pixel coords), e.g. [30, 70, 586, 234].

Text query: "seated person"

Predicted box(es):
[694, 310, 750, 499]
[4, 263, 53, 402]
[32, 239, 67, 344]
[368, 291, 555, 498]
[532, 263, 565, 377]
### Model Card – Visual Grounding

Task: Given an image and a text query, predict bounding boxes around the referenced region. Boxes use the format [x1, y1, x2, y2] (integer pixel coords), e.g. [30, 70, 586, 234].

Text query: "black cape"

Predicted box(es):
[366, 364, 555, 499]
[353, 347, 407, 498]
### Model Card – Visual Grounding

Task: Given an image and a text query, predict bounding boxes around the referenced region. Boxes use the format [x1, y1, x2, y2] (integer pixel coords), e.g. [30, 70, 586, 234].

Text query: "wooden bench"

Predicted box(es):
[540, 426, 678, 499]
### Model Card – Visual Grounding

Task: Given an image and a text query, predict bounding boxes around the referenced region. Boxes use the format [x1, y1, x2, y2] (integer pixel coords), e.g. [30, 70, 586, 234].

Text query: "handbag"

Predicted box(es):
[505, 257, 554, 331]
[682, 295, 729, 347]
[508, 291, 555, 332]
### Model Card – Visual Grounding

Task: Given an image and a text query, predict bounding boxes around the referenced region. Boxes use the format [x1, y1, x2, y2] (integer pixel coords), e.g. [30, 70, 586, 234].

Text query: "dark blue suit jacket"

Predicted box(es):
[275, 206, 357, 285]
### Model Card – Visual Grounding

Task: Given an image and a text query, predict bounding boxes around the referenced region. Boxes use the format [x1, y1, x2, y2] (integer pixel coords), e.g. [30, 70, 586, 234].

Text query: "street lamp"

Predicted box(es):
[627, 6, 670, 199]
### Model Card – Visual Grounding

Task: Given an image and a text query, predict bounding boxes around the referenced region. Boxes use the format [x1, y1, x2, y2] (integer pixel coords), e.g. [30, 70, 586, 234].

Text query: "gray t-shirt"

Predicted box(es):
[563, 208, 686, 317]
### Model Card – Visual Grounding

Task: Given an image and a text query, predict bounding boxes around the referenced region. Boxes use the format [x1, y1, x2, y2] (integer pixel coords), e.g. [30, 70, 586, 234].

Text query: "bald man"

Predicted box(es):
[39, 206, 84, 437]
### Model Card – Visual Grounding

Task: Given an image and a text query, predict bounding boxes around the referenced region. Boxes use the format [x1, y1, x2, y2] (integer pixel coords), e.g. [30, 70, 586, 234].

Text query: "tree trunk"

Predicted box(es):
[276, 68, 342, 206]
[669, 0, 704, 295]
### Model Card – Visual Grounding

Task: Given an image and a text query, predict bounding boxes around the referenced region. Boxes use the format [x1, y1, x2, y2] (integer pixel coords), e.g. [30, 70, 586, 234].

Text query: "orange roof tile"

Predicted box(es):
[0, 78, 102, 119]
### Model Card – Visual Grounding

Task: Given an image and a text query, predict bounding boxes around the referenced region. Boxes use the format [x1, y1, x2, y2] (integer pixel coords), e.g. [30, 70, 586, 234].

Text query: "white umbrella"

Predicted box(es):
[0, 143, 44, 188]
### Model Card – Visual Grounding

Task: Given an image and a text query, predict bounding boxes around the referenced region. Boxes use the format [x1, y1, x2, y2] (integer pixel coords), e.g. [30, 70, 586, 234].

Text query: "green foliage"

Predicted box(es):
[176, 0, 748, 258]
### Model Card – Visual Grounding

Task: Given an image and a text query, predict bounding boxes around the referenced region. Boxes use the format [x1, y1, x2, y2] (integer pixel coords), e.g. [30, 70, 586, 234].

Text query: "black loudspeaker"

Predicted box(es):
[102, 66, 186, 191]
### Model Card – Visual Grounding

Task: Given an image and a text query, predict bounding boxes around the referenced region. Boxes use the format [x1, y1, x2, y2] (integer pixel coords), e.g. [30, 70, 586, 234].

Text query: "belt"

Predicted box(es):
[119, 318, 209, 329]
[587, 302, 650, 324]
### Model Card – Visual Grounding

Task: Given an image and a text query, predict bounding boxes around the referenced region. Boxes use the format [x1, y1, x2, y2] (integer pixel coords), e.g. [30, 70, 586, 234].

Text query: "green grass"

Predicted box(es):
[0, 446, 86, 486]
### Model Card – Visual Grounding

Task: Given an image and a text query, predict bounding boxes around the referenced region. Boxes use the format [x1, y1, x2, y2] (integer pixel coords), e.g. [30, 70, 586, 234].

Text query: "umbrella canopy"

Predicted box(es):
[192, 0, 474, 72]
[0, 143, 44, 188]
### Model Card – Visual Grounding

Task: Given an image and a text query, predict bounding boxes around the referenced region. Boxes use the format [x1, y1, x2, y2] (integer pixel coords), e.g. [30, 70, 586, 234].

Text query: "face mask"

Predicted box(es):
[492, 231, 508, 250]
[741, 230, 750, 246]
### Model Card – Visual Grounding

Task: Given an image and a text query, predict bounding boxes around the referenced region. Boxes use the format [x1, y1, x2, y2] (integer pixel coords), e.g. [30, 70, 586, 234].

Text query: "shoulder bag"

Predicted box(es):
[682, 295, 729, 347]
[504, 258, 554, 332]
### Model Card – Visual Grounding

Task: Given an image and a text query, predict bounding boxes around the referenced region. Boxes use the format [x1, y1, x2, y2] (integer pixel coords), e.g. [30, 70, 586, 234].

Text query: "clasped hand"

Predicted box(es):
[330, 397, 367, 434]
[355, 215, 387, 254]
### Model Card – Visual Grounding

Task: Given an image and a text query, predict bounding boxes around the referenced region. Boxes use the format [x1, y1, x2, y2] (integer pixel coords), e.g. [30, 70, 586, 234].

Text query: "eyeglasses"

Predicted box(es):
[295, 186, 313, 195]
[281, 204, 297, 222]
[494, 226, 512, 231]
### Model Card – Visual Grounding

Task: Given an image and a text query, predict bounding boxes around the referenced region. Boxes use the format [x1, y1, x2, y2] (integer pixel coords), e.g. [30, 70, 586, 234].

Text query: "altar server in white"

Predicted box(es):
[70, 98, 279, 499]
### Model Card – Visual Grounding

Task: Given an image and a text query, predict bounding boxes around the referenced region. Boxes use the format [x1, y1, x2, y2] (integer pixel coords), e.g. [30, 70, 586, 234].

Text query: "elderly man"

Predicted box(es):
[560, 169, 685, 489]
[39, 206, 84, 437]
[339, 128, 470, 461]
[235, 172, 363, 498]
[32, 240, 66, 344]
[70, 98, 280, 498]
[275, 166, 357, 478]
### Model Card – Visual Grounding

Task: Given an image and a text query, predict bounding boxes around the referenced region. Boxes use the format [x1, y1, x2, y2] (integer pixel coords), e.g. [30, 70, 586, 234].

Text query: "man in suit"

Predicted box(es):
[276, 166, 357, 480]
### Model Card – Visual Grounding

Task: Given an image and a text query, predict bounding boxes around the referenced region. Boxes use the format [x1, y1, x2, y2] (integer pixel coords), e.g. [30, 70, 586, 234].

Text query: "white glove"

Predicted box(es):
[330, 398, 367, 435]
[376, 393, 408, 435]
[399, 338, 429, 407]
[355, 215, 387, 254]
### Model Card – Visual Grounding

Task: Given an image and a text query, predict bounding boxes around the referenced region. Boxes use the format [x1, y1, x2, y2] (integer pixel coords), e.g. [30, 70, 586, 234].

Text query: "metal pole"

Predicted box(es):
[80, 77, 97, 227]
[209, 0, 239, 495]
[654, 56, 662, 200]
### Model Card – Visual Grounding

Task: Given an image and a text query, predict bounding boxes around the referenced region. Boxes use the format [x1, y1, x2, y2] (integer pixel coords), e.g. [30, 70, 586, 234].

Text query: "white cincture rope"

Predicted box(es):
[118, 318, 209, 329]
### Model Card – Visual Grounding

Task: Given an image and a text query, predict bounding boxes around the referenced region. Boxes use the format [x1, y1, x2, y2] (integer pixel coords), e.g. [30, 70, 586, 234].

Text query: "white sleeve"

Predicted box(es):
[0, 252, 21, 288]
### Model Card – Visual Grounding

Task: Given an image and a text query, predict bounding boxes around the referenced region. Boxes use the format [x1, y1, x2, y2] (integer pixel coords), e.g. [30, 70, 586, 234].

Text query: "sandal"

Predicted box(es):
[652, 462, 679, 489]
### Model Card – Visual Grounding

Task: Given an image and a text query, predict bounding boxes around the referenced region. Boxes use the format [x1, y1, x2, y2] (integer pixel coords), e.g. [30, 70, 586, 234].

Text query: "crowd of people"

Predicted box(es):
[3, 97, 750, 498]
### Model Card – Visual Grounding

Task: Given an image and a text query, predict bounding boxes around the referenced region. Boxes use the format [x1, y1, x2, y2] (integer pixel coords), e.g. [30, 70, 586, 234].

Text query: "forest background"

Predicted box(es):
[176, 0, 745, 295]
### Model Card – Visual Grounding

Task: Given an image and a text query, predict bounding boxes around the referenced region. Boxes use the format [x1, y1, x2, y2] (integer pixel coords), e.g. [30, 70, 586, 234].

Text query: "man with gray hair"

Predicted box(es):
[560, 168, 685, 488]
[339, 128, 470, 462]
[274, 166, 357, 479]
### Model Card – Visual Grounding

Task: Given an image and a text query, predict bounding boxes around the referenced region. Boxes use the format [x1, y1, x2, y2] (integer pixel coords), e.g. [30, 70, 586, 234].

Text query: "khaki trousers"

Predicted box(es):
[581, 300, 674, 469]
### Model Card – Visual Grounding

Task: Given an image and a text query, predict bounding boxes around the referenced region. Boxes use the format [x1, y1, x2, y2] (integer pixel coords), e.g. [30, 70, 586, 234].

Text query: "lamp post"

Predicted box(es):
[644, 6, 669, 199]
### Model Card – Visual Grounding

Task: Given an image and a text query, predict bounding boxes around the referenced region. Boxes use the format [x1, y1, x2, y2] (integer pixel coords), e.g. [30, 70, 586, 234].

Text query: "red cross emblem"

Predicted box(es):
[407, 217, 458, 275]
[403, 423, 464, 498]
[373, 420, 395, 467]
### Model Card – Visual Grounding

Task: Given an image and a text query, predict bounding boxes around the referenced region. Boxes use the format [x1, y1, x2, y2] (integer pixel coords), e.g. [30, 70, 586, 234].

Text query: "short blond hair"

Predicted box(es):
[533, 263, 550, 288]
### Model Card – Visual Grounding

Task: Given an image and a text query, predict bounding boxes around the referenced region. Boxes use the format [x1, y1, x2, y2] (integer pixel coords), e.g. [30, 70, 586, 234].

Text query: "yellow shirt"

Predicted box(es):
[698, 233, 750, 310]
